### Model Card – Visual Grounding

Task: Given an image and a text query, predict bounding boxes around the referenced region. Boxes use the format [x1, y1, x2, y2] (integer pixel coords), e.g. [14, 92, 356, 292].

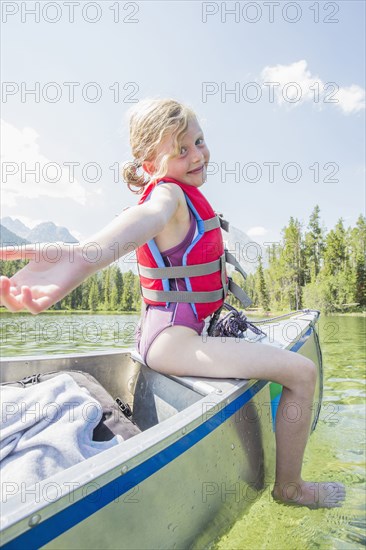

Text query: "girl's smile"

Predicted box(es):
[187, 165, 204, 174]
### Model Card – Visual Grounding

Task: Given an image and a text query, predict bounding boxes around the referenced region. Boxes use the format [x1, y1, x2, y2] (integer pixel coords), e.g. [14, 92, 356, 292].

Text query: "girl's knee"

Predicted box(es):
[297, 356, 317, 388]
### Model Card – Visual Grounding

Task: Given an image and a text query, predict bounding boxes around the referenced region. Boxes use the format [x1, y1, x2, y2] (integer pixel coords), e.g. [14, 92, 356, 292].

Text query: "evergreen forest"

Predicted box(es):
[1, 207, 364, 315]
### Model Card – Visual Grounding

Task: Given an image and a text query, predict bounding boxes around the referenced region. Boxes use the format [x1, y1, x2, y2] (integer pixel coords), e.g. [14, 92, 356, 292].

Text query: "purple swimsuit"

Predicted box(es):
[137, 209, 205, 364]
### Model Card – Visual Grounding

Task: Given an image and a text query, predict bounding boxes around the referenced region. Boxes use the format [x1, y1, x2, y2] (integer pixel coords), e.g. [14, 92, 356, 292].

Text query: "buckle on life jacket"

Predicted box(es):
[222, 249, 252, 309]
[220, 253, 229, 296]
[216, 212, 230, 232]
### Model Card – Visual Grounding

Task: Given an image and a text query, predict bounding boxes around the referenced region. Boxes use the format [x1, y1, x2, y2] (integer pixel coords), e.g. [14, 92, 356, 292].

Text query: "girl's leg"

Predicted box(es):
[146, 326, 345, 509]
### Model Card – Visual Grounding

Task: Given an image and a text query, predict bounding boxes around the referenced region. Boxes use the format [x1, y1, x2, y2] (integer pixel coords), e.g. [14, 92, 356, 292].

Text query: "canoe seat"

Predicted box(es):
[130, 350, 249, 397]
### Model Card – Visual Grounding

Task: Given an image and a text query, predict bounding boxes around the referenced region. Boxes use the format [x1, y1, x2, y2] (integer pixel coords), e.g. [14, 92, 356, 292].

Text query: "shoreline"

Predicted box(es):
[1, 308, 364, 317]
[251, 310, 366, 317]
[0, 309, 139, 316]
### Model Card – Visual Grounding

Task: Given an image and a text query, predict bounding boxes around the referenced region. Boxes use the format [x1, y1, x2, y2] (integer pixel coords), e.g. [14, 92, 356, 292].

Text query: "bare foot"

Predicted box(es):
[272, 481, 346, 509]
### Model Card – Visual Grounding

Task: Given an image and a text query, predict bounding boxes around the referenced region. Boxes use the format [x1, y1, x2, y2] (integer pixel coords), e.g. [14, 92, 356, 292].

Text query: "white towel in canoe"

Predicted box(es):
[0, 373, 122, 489]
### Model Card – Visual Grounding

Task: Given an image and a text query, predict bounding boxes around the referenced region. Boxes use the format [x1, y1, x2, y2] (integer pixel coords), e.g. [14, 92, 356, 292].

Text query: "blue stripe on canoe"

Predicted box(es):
[2, 328, 312, 550]
[291, 326, 312, 352]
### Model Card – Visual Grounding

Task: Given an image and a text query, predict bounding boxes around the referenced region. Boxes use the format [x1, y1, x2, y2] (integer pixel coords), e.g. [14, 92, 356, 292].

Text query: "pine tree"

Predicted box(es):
[304, 205, 326, 283]
[323, 218, 347, 276]
[110, 284, 119, 311]
[107, 265, 121, 311]
[81, 277, 92, 310]
[88, 276, 99, 311]
[103, 267, 111, 310]
[245, 273, 257, 308]
[70, 285, 83, 309]
[281, 217, 304, 309]
[133, 275, 142, 310]
[122, 270, 135, 311]
[255, 256, 270, 311]
[264, 243, 284, 311]
[0, 259, 27, 278]
[115, 266, 124, 307]
[349, 214, 366, 307]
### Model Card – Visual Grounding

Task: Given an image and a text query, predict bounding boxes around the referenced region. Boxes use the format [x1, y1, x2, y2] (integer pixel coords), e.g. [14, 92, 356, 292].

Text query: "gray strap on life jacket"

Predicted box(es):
[138, 258, 222, 279]
[218, 215, 229, 232]
[203, 214, 230, 232]
[142, 279, 251, 308]
[202, 216, 220, 232]
[224, 252, 252, 307]
[139, 250, 251, 307]
[225, 250, 248, 279]
[228, 278, 252, 308]
[139, 250, 248, 283]
[141, 287, 226, 304]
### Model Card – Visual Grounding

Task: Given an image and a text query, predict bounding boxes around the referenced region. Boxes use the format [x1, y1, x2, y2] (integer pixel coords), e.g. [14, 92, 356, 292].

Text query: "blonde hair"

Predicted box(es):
[122, 98, 197, 194]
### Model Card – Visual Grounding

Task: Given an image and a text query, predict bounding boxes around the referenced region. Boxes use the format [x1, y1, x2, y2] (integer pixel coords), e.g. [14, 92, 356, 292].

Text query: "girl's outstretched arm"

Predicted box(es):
[0, 183, 179, 314]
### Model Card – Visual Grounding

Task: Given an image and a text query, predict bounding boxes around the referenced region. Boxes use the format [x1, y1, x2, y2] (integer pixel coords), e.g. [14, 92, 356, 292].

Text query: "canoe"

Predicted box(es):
[0, 309, 323, 550]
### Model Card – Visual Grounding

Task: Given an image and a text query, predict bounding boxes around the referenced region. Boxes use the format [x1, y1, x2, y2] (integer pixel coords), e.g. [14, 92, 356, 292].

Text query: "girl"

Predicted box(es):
[0, 98, 345, 509]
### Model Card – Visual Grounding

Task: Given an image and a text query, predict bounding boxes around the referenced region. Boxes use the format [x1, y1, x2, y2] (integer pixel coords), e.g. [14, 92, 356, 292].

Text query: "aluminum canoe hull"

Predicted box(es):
[0, 309, 322, 549]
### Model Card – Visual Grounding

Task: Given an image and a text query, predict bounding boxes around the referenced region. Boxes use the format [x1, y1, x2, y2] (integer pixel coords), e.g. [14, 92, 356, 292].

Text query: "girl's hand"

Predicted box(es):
[0, 244, 91, 314]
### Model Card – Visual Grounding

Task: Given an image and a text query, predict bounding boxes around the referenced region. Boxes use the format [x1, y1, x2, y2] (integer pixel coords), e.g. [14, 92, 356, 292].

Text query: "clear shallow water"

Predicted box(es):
[1, 312, 365, 549]
[215, 315, 366, 550]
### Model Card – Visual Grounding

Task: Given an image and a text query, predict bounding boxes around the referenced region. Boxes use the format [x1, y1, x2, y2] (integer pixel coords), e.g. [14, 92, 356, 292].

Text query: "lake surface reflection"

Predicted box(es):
[0, 312, 140, 356]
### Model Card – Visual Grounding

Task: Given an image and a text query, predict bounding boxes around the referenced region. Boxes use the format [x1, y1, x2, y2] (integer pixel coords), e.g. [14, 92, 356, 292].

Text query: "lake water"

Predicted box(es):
[1, 312, 365, 549]
[0, 312, 141, 356]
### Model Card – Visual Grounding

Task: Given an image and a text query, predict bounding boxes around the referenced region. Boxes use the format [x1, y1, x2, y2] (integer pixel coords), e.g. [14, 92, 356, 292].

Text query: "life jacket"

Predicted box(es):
[136, 177, 252, 321]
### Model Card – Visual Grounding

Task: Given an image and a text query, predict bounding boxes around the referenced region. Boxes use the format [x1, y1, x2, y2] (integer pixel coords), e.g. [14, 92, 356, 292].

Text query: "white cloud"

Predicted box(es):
[335, 84, 366, 114]
[260, 59, 365, 114]
[247, 226, 268, 237]
[1, 119, 88, 207]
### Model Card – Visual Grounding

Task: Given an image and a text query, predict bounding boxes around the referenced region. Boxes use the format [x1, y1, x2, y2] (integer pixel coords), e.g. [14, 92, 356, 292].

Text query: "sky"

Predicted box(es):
[1, 0, 365, 251]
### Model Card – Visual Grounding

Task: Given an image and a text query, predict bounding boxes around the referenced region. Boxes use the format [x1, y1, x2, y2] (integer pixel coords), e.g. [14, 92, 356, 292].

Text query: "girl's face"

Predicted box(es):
[144, 117, 210, 187]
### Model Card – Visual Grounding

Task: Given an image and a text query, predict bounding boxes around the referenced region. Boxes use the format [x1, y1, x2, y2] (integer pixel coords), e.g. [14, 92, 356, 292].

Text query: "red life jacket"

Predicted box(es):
[136, 178, 228, 321]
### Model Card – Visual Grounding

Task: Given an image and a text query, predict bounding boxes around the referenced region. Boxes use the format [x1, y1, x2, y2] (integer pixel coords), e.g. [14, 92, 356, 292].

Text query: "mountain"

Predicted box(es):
[223, 225, 269, 274]
[1, 218, 78, 244]
[1, 214, 136, 272]
[26, 222, 78, 243]
[1, 217, 30, 239]
[0, 224, 30, 246]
